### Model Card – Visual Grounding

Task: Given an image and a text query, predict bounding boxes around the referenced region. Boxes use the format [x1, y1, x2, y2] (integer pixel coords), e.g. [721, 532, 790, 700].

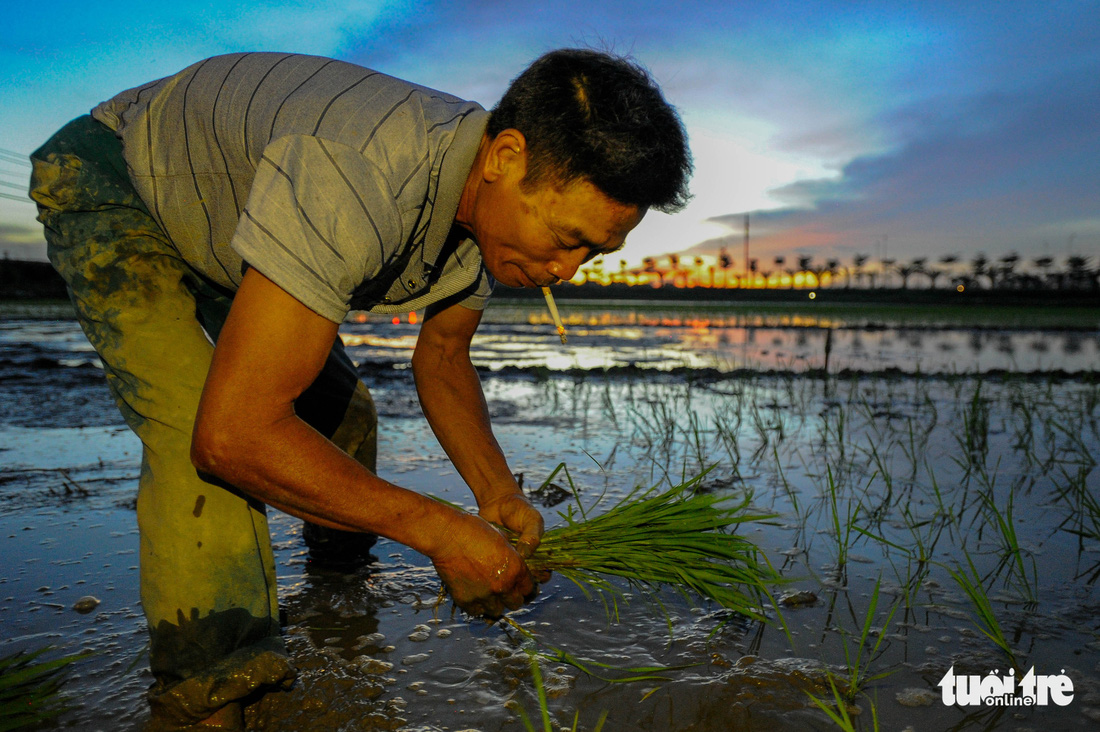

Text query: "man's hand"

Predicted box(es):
[430, 510, 537, 618]
[477, 490, 544, 559]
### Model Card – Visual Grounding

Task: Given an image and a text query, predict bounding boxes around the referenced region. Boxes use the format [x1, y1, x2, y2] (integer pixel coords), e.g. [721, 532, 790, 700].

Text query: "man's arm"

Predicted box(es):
[411, 299, 544, 558]
[191, 267, 534, 617]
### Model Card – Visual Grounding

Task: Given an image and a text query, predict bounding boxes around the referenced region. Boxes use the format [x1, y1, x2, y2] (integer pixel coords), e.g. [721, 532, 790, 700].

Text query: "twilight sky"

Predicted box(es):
[1, 0, 1097, 270]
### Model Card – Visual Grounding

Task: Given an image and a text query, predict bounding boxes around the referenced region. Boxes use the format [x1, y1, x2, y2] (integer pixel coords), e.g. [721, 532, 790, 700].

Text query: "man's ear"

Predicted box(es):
[483, 129, 527, 183]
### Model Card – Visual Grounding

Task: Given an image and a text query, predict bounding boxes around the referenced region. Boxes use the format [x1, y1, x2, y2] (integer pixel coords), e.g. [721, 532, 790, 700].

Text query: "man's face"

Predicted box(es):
[470, 163, 646, 288]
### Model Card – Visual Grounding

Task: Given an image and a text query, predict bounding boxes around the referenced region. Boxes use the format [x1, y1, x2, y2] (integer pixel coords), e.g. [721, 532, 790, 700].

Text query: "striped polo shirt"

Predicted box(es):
[90, 52, 493, 322]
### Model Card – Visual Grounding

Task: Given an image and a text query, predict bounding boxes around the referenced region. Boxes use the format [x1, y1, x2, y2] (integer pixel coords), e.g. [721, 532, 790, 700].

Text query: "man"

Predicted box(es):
[30, 49, 690, 729]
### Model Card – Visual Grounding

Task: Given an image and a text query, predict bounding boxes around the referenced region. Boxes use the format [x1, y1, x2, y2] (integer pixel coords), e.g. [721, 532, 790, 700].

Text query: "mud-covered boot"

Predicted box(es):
[146, 701, 244, 731]
[192, 702, 244, 730]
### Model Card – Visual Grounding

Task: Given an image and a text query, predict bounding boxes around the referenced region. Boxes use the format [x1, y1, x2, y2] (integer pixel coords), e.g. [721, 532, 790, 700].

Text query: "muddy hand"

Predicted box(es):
[430, 510, 537, 619]
[478, 491, 551, 583]
[477, 491, 544, 559]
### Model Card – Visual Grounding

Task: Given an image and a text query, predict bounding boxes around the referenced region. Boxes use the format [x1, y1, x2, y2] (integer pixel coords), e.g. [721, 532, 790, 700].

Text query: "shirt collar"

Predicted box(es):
[422, 108, 489, 272]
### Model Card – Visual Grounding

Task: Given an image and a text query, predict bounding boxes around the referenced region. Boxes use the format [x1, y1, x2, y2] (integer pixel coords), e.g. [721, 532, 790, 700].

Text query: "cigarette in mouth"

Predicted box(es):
[541, 287, 567, 344]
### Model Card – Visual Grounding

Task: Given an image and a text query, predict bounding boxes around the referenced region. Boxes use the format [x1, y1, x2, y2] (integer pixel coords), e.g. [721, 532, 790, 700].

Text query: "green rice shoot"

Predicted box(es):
[0, 646, 90, 731]
[523, 465, 783, 622]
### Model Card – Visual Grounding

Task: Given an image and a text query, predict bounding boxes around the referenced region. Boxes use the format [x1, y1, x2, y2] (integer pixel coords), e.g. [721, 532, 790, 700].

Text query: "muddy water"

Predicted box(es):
[2, 303, 1100, 731]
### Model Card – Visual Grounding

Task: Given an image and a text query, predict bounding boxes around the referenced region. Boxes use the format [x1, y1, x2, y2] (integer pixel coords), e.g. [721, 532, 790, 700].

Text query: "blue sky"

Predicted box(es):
[2, 0, 1097, 270]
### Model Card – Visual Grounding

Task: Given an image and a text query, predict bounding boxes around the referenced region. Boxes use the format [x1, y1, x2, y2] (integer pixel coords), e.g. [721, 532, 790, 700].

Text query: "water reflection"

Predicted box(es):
[337, 306, 1099, 374]
[3, 306, 1094, 376]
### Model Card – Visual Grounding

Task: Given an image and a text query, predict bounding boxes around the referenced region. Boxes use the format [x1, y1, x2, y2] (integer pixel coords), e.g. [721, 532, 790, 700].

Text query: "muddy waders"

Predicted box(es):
[30, 115, 379, 729]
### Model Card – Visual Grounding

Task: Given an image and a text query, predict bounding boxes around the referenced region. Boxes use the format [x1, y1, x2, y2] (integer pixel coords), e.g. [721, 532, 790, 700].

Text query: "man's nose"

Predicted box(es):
[547, 249, 587, 282]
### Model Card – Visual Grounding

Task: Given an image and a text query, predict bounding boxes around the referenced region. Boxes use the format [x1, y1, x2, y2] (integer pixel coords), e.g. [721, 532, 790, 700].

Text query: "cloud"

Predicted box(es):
[693, 60, 1100, 262]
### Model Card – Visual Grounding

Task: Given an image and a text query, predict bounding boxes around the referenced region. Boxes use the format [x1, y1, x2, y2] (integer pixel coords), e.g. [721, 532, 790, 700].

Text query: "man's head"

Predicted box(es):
[461, 49, 691, 288]
[488, 48, 692, 214]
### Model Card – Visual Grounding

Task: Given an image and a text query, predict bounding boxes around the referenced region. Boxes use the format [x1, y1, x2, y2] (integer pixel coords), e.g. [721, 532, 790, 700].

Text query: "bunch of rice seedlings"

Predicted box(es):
[522, 466, 782, 622]
[0, 646, 89, 731]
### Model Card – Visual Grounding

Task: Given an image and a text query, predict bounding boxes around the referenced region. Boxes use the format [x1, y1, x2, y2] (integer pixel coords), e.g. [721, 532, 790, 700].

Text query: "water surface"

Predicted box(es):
[2, 301, 1099, 730]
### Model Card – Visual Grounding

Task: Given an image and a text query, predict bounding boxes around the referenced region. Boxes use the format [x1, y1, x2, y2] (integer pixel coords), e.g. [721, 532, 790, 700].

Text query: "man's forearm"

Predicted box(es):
[192, 407, 458, 558]
[412, 347, 521, 507]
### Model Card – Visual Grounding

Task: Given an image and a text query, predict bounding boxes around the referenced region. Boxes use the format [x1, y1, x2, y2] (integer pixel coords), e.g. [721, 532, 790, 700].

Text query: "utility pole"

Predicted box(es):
[743, 213, 750, 276]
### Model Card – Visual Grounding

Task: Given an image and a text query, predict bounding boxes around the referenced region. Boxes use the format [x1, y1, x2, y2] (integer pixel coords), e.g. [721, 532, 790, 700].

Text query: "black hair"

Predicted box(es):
[488, 48, 692, 213]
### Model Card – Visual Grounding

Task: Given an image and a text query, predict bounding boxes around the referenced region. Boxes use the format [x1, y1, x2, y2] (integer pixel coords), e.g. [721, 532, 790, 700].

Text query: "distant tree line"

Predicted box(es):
[581, 250, 1100, 292]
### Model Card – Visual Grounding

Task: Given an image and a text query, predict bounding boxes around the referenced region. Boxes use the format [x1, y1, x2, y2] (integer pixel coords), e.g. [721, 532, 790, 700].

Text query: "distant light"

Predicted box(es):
[408, 311, 418, 325]
[392, 316, 400, 325]
[808, 291, 817, 300]
[957, 284, 965, 293]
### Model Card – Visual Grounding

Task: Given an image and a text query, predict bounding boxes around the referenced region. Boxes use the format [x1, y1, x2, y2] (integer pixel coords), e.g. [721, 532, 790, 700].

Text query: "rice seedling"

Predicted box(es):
[598, 381, 620, 429]
[0, 646, 90, 731]
[684, 409, 710, 475]
[1059, 465, 1100, 540]
[627, 397, 679, 456]
[956, 379, 990, 470]
[711, 410, 744, 483]
[1007, 383, 1038, 462]
[828, 577, 901, 702]
[940, 550, 1021, 673]
[503, 618, 682, 684]
[857, 469, 898, 529]
[747, 402, 773, 464]
[978, 489, 1039, 606]
[901, 494, 951, 567]
[511, 646, 609, 732]
[773, 447, 806, 528]
[1053, 462, 1100, 582]
[823, 467, 860, 581]
[855, 492, 948, 612]
[805, 671, 879, 732]
[522, 466, 784, 623]
[1048, 411, 1099, 473]
[814, 401, 846, 464]
[897, 416, 925, 482]
[859, 439, 895, 500]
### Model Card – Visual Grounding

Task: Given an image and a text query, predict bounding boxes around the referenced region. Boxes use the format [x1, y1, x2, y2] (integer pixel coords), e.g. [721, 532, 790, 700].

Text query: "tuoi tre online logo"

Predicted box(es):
[938, 666, 1074, 707]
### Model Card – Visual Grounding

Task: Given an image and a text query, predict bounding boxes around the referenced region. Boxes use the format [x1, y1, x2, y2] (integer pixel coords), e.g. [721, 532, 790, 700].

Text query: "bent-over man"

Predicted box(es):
[29, 48, 691, 730]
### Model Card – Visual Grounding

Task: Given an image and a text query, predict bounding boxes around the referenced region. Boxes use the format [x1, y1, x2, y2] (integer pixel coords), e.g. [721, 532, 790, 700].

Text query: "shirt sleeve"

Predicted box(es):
[232, 134, 404, 323]
[456, 268, 495, 310]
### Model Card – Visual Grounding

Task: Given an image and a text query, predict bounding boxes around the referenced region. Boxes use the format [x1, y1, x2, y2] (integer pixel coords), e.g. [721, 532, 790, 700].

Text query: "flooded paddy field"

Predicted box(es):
[2, 299, 1099, 731]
